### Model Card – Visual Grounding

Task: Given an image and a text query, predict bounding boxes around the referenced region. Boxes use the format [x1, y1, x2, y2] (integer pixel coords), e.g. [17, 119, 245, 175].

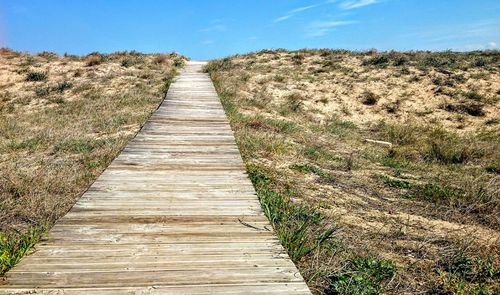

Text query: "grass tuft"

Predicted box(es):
[0, 227, 46, 274]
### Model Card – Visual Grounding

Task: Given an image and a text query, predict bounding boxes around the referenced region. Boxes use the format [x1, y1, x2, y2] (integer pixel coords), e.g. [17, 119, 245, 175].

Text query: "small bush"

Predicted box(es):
[443, 102, 485, 117]
[85, 53, 107, 67]
[121, 58, 134, 67]
[153, 54, 168, 64]
[362, 55, 390, 67]
[283, 92, 304, 113]
[473, 58, 487, 67]
[173, 58, 184, 67]
[360, 91, 380, 105]
[26, 71, 47, 82]
[463, 91, 485, 101]
[53, 81, 73, 93]
[35, 87, 50, 97]
[204, 58, 233, 72]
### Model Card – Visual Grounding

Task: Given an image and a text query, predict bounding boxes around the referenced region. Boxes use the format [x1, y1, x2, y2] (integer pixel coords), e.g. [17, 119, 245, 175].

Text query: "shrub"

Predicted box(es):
[25, 71, 47, 82]
[360, 91, 380, 105]
[35, 87, 50, 97]
[85, 53, 107, 67]
[53, 81, 73, 93]
[362, 55, 390, 66]
[443, 102, 485, 117]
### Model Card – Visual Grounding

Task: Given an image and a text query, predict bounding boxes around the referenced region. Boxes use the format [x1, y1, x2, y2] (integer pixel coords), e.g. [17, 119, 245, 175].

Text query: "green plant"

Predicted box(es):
[435, 251, 499, 294]
[362, 55, 390, 67]
[0, 227, 46, 274]
[328, 256, 396, 295]
[380, 175, 411, 189]
[248, 165, 337, 261]
[26, 71, 47, 81]
[54, 138, 108, 153]
[407, 183, 464, 202]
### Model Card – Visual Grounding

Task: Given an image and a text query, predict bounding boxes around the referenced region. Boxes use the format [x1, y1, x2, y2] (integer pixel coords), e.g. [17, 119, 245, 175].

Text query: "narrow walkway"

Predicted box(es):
[0, 61, 311, 294]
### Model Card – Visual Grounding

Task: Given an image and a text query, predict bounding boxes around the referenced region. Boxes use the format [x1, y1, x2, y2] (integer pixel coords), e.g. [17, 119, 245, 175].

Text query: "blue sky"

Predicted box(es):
[1, 0, 499, 60]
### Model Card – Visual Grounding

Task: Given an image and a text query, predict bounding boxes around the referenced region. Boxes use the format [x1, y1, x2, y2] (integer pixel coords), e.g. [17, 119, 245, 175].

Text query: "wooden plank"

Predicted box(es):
[0, 61, 311, 294]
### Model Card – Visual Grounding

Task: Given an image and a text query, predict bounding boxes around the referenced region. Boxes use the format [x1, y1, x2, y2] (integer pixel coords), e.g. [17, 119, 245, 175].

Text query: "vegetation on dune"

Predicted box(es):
[0, 48, 186, 273]
[205, 49, 499, 294]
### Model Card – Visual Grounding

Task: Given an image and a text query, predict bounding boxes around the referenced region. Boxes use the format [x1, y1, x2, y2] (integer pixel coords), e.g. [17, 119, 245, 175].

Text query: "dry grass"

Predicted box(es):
[0, 48, 186, 272]
[205, 49, 499, 294]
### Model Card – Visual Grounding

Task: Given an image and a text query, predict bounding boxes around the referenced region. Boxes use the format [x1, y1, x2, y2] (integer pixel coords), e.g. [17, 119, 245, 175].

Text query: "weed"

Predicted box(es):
[434, 250, 499, 294]
[25, 71, 47, 82]
[0, 227, 46, 274]
[380, 175, 412, 189]
[407, 183, 464, 202]
[54, 138, 107, 153]
[328, 256, 396, 295]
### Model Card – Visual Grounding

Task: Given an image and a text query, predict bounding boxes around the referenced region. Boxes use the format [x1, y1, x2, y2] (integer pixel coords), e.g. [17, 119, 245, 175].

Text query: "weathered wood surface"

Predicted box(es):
[0, 61, 311, 294]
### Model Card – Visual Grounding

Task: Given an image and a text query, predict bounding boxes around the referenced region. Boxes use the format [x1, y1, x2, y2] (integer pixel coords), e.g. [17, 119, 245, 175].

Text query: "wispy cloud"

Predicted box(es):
[339, 0, 379, 10]
[273, 3, 320, 23]
[200, 19, 227, 32]
[306, 20, 356, 37]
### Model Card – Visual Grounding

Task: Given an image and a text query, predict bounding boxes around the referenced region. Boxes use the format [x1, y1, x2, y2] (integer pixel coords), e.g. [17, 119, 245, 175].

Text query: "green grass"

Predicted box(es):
[328, 255, 396, 295]
[435, 251, 499, 294]
[380, 175, 412, 189]
[380, 175, 464, 202]
[290, 163, 335, 183]
[248, 165, 337, 261]
[54, 138, 109, 153]
[0, 227, 46, 274]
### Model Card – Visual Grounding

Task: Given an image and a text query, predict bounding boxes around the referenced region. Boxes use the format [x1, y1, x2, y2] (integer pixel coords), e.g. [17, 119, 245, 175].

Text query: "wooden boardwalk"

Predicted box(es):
[0, 61, 311, 294]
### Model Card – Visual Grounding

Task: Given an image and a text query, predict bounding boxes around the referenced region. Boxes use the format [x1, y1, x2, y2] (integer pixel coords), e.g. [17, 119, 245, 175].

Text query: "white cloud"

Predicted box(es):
[339, 0, 379, 10]
[273, 3, 322, 23]
[306, 20, 356, 37]
[273, 15, 293, 23]
[199, 24, 226, 32]
[290, 4, 319, 13]
[488, 42, 497, 48]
